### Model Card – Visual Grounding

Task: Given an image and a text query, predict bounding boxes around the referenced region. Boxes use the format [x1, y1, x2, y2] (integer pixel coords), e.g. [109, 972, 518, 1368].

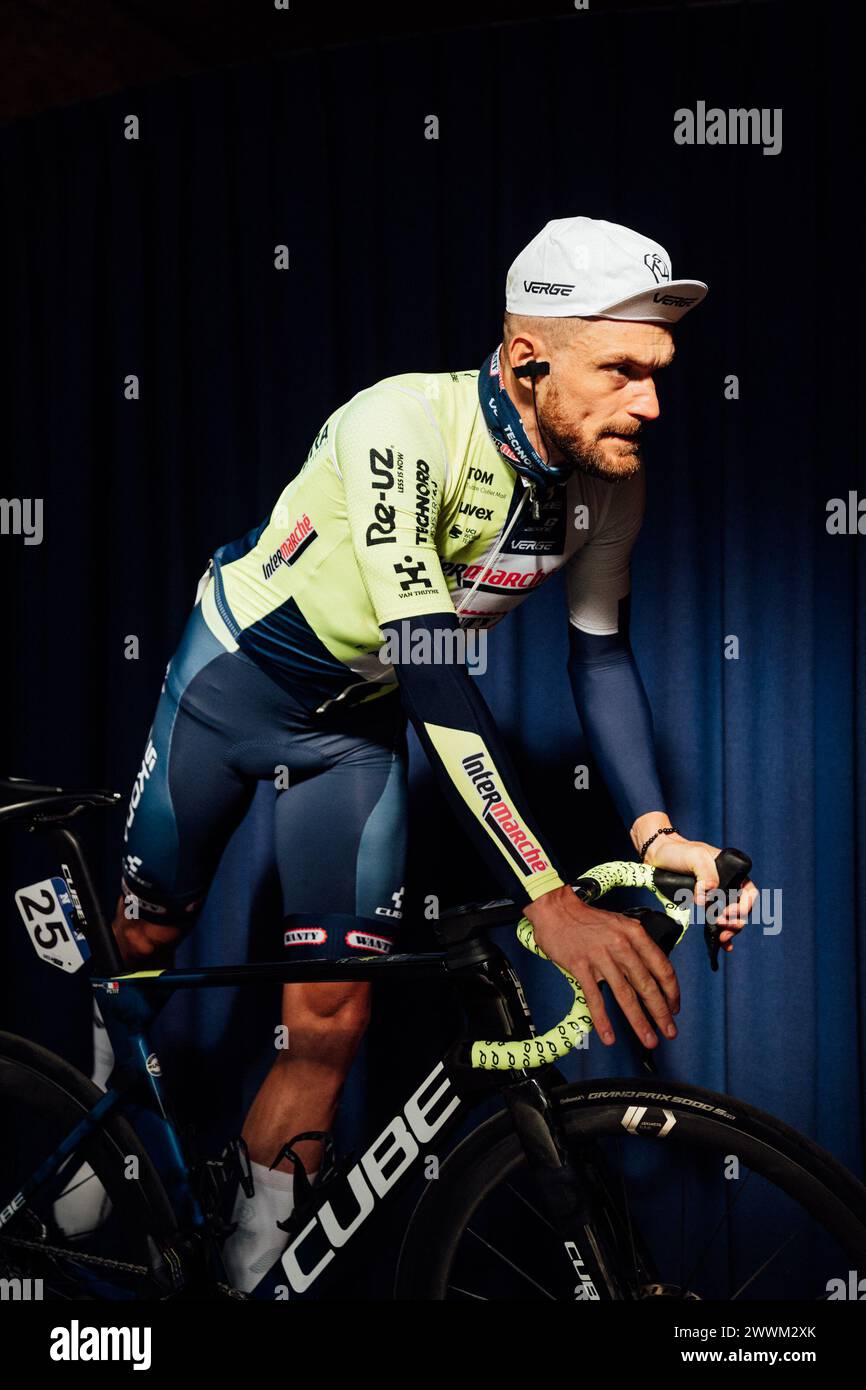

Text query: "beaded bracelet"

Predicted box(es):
[639, 825, 678, 862]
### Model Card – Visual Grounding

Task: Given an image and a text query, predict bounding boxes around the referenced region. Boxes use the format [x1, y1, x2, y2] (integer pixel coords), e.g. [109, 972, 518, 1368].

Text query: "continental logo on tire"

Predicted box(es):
[561, 1091, 737, 1119]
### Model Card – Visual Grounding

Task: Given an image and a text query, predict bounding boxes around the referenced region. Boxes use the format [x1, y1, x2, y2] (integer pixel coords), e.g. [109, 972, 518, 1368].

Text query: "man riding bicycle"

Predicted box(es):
[60, 216, 758, 1289]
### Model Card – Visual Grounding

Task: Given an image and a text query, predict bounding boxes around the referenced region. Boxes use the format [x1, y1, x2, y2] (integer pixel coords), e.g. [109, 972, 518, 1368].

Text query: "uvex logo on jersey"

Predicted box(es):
[262, 515, 317, 580]
[461, 752, 550, 876]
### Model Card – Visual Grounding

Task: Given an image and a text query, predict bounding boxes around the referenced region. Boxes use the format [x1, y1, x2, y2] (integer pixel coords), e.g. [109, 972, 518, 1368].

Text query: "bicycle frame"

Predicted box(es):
[3, 820, 630, 1301]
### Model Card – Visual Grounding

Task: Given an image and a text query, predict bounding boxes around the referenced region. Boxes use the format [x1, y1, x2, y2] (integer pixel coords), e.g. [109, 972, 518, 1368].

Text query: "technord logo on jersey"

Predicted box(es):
[413, 458, 437, 546]
[461, 753, 550, 876]
[280, 1062, 460, 1294]
[262, 515, 317, 579]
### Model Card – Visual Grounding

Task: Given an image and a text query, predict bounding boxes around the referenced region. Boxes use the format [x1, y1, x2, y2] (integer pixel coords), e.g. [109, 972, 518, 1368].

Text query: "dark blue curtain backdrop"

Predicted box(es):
[2, 0, 864, 1254]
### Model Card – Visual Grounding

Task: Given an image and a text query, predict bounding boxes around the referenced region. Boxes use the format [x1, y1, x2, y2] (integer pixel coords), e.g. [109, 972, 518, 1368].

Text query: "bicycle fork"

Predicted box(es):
[503, 1077, 636, 1300]
[440, 923, 638, 1302]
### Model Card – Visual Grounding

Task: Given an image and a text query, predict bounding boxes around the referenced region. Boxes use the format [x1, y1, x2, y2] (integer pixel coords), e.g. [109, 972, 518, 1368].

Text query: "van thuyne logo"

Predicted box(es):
[50, 1320, 151, 1370]
[461, 752, 550, 876]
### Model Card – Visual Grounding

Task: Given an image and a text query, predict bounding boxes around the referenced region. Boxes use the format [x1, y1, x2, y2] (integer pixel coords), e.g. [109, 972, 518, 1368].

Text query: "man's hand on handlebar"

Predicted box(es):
[641, 832, 759, 953]
[523, 884, 680, 1050]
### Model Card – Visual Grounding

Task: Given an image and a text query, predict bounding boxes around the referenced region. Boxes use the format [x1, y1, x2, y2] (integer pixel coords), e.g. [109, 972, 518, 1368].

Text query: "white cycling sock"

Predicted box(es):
[223, 1161, 318, 1294]
[53, 1002, 115, 1237]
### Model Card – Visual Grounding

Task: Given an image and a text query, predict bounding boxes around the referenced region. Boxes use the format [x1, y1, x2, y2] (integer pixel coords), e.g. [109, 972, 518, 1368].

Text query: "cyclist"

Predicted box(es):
[59, 217, 757, 1289]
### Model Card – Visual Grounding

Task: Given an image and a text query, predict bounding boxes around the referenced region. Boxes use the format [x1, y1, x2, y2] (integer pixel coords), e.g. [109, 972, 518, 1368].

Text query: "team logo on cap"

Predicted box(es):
[644, 253, 670, 284]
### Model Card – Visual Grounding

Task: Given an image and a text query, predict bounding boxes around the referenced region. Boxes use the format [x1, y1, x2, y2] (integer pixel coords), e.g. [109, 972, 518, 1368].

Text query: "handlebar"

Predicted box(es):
[469, 848, 751, 1071]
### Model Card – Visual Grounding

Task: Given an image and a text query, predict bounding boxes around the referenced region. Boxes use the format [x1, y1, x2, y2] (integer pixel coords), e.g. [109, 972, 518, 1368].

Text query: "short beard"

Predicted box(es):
[535, 384, 643, 483]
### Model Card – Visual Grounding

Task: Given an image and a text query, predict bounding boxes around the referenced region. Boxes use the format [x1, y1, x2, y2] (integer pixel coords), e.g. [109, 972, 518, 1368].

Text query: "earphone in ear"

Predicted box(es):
[513, 361, 551, 379]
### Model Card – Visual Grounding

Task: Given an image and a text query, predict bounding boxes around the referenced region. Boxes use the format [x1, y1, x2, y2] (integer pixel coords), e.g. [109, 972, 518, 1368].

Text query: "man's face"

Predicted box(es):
[532, 320, 676, 482]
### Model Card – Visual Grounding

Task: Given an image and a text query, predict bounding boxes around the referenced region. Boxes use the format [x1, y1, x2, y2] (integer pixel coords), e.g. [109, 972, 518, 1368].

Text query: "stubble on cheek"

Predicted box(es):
[541, 390, 643, 482]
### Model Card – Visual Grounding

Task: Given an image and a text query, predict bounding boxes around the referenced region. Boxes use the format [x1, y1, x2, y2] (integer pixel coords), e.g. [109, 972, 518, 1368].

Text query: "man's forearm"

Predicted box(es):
[386, 615, 566, 904]
[567, 621, 669, 841]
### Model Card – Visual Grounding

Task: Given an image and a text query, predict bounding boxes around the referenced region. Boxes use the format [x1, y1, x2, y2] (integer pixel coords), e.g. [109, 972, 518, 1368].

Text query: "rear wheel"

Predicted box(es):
[394, 1077, 866, 1300]
[0, 1032, 177, 1299]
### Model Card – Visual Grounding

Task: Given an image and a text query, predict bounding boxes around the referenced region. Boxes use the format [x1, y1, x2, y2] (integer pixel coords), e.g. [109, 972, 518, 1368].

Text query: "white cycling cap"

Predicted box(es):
[506, 216, 708, 324]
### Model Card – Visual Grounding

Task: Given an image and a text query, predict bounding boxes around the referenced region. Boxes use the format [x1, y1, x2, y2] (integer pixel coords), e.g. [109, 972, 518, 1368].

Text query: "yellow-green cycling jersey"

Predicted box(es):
[199, 366, 644, 904]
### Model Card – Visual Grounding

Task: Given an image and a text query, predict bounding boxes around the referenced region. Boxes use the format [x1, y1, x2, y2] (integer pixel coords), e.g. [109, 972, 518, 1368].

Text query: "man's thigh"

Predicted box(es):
[121, 611, 261, 926]
[273, 697, 409, 959]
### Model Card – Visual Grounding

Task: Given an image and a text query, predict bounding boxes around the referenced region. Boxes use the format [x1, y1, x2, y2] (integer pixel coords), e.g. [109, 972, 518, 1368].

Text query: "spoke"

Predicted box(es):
[446, 1284, 489, 1300]
[613, 1134, 641, 1289]
[465, 1226, 557, 1299]
[730, 1229, 802, 1301]
[502, 1180, 558, 1236]
[53, 1172, 96, 1200]
[682, 1168, 756, 1292]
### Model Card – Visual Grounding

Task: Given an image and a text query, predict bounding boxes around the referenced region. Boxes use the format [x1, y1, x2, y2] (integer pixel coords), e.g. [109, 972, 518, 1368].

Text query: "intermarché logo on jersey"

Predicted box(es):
[441, 559, 548, 595]
[461, 752, 550, 876]
[261, 514, 317, 580]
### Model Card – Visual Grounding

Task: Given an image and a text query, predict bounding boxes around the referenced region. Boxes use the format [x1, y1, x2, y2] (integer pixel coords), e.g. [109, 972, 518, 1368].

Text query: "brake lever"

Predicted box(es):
[704, 921, 723, 973]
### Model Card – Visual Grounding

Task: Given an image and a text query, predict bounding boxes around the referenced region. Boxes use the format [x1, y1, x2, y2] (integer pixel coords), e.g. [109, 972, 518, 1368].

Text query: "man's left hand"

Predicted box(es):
[643, 833, 758, 953]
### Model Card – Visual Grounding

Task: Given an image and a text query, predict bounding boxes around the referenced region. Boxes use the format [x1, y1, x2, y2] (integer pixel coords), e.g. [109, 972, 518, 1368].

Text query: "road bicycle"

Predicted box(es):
[1, 773, 865, 1301]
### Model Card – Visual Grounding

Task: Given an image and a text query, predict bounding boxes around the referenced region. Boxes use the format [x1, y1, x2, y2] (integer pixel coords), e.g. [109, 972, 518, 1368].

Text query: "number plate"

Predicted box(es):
[15, 876, 91, 973]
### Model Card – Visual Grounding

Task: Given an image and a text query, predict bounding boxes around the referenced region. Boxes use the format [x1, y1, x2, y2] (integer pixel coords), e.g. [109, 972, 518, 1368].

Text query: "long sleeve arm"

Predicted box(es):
[566, 599, 667, 831]
[385, 613, 565, 905]
[337, 385, 565, 905]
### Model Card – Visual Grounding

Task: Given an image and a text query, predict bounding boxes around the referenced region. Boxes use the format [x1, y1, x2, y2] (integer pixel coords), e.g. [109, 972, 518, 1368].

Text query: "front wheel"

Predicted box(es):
[394, 1076, 866, 1301]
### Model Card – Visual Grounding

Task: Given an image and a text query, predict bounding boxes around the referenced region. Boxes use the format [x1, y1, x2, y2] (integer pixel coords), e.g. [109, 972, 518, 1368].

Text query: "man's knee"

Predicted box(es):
[282, 981, 371, 1035]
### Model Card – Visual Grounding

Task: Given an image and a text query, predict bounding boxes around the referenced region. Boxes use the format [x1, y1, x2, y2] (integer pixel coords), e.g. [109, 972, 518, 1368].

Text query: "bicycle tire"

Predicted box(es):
[0, 1031, 177, 1297]
[394, 1075, 866, 1300]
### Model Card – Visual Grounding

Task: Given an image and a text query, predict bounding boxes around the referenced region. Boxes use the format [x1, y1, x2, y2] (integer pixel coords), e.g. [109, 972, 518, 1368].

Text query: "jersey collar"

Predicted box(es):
[478, 345, 570, 488]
